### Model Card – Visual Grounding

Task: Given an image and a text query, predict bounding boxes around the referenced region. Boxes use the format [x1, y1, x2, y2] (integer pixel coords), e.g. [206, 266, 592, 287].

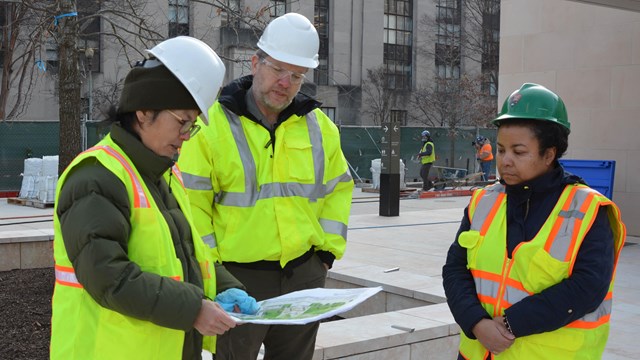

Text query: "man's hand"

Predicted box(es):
[471, 318, 515, 355]
[193, 299, 236, 336]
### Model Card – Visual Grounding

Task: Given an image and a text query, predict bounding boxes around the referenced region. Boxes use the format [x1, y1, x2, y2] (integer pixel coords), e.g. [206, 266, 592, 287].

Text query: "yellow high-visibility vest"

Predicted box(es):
[457, 183, 625, 359]
[420, 141, 435, 164]
[178, 105, 353, 267]
[50, 135, 217, 359]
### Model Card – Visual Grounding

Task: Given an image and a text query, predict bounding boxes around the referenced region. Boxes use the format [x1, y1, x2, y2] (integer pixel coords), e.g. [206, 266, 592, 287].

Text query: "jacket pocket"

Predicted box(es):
[284, 138, 315, 182]
[513, 247, 569, 294]
[458, 230, 481, 269]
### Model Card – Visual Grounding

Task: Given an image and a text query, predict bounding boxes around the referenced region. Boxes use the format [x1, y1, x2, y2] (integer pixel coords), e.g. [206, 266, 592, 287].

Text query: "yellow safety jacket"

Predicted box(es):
[457, 183, 625, 360]
[178, 105, 353, 267]
[420, 141, 435, 164]
[50, 136, 217, 359]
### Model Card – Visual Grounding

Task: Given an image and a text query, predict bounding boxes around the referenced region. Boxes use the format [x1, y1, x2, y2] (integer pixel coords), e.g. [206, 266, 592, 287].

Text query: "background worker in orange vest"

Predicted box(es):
[473, 136, 494, 181]
[442, 83, 626, 359]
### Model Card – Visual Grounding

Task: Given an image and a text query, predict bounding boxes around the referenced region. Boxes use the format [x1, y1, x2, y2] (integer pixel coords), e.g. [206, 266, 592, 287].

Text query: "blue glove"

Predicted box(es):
[214, 288, 259, 314]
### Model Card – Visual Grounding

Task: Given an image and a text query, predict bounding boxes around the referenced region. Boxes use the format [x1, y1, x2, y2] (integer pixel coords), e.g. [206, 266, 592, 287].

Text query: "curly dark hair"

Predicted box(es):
[498, 118, 568, 161]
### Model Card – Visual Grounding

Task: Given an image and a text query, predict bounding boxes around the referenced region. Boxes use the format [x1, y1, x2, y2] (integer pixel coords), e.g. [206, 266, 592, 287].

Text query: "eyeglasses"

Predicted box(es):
[259, 58, 306, 85]
[166, 110, 200, 137]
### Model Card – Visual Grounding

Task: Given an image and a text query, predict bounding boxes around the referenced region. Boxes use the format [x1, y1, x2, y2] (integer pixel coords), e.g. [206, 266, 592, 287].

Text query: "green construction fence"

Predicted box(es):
[0, 121, 496, 192]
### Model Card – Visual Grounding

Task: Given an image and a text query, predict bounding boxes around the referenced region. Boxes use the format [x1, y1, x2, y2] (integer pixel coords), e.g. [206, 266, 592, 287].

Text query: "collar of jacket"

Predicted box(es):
[218, 75, 322, 125]
[110, 123, 174, 181]
[501, 164, 584, 197]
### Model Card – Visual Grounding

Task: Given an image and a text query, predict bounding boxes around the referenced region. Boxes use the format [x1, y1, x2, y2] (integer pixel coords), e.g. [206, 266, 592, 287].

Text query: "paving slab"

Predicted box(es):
[1, 189, 638, 359]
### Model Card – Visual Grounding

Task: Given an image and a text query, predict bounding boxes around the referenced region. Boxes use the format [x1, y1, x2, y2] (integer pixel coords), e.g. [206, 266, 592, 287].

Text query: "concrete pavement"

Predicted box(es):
[0, 188, 638, 358]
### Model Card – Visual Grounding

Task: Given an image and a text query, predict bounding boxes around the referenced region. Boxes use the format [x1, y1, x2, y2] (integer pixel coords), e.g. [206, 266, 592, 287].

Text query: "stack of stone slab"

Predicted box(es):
[18, 156, 58, 204]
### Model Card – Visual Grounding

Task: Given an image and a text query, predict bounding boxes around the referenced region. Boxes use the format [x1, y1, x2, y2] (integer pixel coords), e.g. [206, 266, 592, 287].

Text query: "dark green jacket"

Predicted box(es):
[56, 124, 243, 359]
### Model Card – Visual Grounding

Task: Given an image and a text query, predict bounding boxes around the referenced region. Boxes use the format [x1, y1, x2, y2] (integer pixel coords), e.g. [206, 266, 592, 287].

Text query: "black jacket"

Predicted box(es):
[442, 165, 614, 341]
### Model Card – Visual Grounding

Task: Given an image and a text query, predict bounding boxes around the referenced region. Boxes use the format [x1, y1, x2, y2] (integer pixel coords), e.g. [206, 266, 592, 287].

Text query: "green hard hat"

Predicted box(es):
[492, 83, 570, 133]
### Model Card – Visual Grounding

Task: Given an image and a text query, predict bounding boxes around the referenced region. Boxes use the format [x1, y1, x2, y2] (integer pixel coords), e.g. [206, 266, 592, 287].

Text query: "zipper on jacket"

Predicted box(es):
[494, 256, 513, 316]
[264, 129, 276, 157]
[523, 185, 530, 220]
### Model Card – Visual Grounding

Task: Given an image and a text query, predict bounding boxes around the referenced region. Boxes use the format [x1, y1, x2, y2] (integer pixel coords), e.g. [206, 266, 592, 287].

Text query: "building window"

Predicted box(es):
[383, 0, 412, 90]
[321, 106, 336, 123]
[435, 0, 460, 80]
[45, 39, 59, 74]
[221, 0, 240, 27]
[481, 0, 500, 97]
[390, 110, 407, 125]
[314, 0, 329, 85]
[169, 0, 189, 37]
[270, 0, 286, 18]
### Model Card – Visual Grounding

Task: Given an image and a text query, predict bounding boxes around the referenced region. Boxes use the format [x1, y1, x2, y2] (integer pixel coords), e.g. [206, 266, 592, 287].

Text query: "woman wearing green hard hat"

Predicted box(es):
[443, 83, 626, 359]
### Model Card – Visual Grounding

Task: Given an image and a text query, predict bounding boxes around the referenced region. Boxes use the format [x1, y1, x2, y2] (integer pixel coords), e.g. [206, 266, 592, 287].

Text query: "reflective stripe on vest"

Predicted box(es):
[90, 145, 150, 209]
[202, 232, 217, 248]
[204, 108, 350, 207]
[55, 264, 82, 288]
[53, 145, 186, 287]
[171, 163, 185, 188]
[469, 184, 616, 325]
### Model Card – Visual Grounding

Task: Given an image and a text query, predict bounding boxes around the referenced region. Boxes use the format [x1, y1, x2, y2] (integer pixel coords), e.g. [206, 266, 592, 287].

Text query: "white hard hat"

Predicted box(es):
[146, 36, 225, 125]
[257, 13, 319, 69]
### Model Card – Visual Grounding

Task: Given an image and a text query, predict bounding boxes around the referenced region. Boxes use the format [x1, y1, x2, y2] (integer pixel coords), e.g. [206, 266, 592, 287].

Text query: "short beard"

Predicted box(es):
[262, 95, 292, 113]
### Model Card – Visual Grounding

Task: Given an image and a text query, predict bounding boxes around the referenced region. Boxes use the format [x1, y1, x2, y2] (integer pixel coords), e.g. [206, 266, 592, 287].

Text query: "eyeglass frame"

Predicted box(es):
[166, 110, 201, 137]
[258, 57, 307, 85]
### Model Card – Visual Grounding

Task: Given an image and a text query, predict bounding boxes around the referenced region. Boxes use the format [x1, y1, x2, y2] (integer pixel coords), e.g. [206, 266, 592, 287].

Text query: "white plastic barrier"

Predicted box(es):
[19, 158, 42, 199]
[370, 158, 405, 189]
[38, 156, 58, 203]
[18, 156, 58, 203]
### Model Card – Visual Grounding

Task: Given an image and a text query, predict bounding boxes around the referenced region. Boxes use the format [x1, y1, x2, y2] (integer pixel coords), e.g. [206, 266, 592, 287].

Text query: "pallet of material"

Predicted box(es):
[7, 197, 54, 209]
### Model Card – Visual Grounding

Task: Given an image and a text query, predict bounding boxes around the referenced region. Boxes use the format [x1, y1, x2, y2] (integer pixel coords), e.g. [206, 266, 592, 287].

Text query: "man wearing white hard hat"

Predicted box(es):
[179, 13, 354, 360]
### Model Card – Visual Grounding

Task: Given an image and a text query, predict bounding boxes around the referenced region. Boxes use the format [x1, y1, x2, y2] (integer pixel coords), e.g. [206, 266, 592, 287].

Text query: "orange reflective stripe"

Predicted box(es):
[200, 260, 211, 280]
[89, 145, 150, 209]
[495, 257, 514, 316]
[171, 164, 185, 188]
[169, 275, 182, 281]
[568, 314, 611, 329]
[471, 269, 502, 283]
[480, 192, 505, 236]
[55, 264, 83, 289]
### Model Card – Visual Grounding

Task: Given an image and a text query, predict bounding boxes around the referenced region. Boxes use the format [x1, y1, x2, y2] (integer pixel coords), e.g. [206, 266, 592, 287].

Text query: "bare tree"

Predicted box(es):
[361, 66, 399, 126]
[417, 0, 500, 93]
[460, 0, 500, 93]
[408, 0, 500, 167]
[0, 1, 54, 120]
[0, 0, 292, 173]
[409, 75, 494, 167]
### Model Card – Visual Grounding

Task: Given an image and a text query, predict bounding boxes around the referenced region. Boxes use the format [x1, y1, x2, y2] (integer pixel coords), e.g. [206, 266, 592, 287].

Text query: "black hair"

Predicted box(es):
[499, 118, 568, 161]
[106, 106, 159, 139]
[256, 49, 268, 59]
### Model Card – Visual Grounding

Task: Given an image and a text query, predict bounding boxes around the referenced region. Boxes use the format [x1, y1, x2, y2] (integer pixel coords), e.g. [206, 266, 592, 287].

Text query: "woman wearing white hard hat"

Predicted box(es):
[178, 13, 354, 360]
[50, 36, 258, 360]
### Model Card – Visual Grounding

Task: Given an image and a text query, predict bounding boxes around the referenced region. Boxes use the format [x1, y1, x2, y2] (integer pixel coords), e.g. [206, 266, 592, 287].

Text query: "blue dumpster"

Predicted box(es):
[559, 159, 616, 199]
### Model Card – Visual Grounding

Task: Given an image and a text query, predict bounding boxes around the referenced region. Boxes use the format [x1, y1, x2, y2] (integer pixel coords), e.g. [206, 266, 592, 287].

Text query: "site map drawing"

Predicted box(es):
[229, 286, 383, 325]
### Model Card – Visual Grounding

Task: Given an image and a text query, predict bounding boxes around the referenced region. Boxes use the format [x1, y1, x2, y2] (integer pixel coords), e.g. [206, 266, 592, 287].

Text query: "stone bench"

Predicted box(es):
[0, 229, 53, 271]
